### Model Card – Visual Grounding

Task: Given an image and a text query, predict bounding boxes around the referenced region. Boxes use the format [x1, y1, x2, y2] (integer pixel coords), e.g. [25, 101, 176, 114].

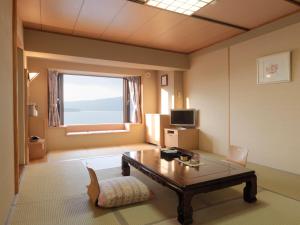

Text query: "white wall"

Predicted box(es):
[158, 71, 184, 114]
[158, 71, 175, 114]
[230, 22, 300, 174]
[0, 0, 15, 223]
[24, 29, 189, 71]
[184, 49, 229, 155]
[185, 21, 300, 175]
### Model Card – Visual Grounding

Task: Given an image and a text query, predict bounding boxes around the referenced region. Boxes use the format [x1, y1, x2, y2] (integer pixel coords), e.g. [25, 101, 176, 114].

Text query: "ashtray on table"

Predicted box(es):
[175, 158, 204, 167]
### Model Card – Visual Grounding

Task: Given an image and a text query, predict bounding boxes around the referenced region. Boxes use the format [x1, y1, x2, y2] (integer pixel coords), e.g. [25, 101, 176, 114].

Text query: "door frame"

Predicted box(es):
[13, 0, 19, 194]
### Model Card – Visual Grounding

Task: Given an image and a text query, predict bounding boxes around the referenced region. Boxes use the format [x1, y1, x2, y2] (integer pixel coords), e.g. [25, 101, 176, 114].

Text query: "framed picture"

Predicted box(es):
[161, 74, 168, 86]
[257, 51, 291, 84]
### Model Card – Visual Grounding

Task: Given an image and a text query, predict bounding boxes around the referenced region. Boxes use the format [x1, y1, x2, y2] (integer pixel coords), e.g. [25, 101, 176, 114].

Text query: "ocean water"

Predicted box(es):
[64, 110, 123, 125]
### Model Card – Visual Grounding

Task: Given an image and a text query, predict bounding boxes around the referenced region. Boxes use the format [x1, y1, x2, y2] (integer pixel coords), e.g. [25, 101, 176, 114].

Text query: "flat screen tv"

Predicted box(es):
[170, 109, 196, 127]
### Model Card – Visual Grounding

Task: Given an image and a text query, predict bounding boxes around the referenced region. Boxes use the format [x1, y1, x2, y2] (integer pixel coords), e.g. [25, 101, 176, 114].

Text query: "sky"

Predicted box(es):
[63, 74, 123, 102]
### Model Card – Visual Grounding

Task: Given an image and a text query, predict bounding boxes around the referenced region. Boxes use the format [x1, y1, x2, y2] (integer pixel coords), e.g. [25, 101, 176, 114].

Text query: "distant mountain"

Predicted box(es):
[64, 97, 123, 112]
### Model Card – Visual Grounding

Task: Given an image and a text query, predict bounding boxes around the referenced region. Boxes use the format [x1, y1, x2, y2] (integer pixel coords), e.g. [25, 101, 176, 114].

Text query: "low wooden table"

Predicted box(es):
[122, 149, 257, 225]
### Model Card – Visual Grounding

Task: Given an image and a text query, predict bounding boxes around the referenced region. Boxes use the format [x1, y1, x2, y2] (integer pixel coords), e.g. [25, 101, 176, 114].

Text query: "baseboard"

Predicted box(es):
[247, 162, 300, 201]
[197, 150, 300, 200]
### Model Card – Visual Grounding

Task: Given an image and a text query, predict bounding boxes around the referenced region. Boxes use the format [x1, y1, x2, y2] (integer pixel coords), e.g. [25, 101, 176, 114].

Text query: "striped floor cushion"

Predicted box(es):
[98, 176, 152, 208]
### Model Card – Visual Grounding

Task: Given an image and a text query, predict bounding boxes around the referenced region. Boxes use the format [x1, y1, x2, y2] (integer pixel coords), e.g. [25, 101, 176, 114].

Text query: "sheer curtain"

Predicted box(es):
[48, 70, 61, 127]
[127, 76, 142, 123]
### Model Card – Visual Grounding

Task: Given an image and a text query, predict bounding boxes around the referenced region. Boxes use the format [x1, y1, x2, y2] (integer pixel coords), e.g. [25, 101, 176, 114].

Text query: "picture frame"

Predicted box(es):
[161, 74, 168, 86]
[257, 51, 291, 84]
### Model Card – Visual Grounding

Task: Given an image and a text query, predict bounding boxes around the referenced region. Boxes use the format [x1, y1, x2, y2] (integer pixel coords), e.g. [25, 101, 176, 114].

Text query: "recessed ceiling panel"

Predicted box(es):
[195, 0, 299, 29]
[101, 2, 160, 42]
[152, 17, 242, 53]
[73, 0, 126, 38]
[41, 0, 83, 33]
[126, 10, 187, 46]
[19, 0, 41, 29]
[184, 25, 242, 52]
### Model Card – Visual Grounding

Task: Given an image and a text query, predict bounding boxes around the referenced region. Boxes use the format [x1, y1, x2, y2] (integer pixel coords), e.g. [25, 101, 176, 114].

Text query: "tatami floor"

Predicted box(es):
[7, 143, 300, 225]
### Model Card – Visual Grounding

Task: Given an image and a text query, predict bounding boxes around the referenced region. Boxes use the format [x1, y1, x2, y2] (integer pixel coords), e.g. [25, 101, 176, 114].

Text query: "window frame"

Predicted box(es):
[59, 73, 128, 126]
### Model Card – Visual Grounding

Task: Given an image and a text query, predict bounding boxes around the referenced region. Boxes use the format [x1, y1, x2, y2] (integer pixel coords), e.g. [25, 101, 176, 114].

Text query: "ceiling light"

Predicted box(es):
[158, 2, 168, 9]
[147, 0, 159, 6]
[176, 8, 185, 13]
[167, 5, 177, 10]
[183, 10, 193, 15]
[195, 1, 207, 7]
[139, 0, 214, 16]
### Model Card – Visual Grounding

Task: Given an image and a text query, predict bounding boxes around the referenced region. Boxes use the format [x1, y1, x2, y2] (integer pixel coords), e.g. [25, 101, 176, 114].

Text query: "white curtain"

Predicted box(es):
[48, 70, 61, 127]
[128, 76, 142, 123]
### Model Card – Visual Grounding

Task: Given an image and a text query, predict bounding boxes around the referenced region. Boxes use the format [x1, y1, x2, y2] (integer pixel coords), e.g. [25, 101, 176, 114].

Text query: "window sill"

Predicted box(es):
[66, 129, 129, 136]
[64, 123, 130, 136]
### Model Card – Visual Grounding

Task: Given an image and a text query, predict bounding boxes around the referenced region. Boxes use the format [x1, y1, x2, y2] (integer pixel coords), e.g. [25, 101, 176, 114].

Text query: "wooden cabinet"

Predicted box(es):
[145, 114, 170, 147]
[164, 128, 199, 150]
[29, 139, 46, 160]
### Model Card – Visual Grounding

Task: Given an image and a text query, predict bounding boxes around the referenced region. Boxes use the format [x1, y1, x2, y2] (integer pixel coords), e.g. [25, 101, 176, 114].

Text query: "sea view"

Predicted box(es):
[64, 110, 123, 125]
[62, 75, 124, 125]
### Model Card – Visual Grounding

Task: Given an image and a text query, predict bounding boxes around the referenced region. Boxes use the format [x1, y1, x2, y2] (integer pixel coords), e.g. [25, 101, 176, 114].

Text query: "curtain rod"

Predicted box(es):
[48, 68, 143, 78]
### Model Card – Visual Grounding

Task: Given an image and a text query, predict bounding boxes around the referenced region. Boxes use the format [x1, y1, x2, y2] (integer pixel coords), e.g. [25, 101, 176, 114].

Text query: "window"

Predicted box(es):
[48, 71, 142, 127]
[62, 74, 124, 125]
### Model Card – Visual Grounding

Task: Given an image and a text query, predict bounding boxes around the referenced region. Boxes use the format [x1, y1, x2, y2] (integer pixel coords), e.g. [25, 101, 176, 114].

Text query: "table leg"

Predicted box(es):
[243, 174, 257, 203]
[177, 192, 193, 225]
[122, 157, 130, 176]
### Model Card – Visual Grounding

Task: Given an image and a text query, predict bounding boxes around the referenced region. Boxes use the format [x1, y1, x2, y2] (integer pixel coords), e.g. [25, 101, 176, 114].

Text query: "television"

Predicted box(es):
[170, 109, 196, 127]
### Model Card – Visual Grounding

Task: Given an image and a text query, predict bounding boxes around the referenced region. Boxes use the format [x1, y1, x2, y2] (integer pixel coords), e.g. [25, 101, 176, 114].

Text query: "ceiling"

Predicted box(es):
[18, 0, 299, 53]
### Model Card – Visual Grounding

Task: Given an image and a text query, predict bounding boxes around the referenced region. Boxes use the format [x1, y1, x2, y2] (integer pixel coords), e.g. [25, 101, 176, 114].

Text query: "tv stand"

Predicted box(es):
[164, 128, 199, 150]
[176, 127, 187, 130]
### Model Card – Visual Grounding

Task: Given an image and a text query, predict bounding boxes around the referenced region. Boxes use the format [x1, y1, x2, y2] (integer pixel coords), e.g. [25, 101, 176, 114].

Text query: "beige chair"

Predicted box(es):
[86, 167, 100, 205]
[225, 145, 249, 167]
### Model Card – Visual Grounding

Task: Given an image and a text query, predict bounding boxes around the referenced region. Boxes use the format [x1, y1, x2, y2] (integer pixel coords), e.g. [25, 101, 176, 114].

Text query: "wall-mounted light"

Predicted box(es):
[28, 72, 40, 81]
